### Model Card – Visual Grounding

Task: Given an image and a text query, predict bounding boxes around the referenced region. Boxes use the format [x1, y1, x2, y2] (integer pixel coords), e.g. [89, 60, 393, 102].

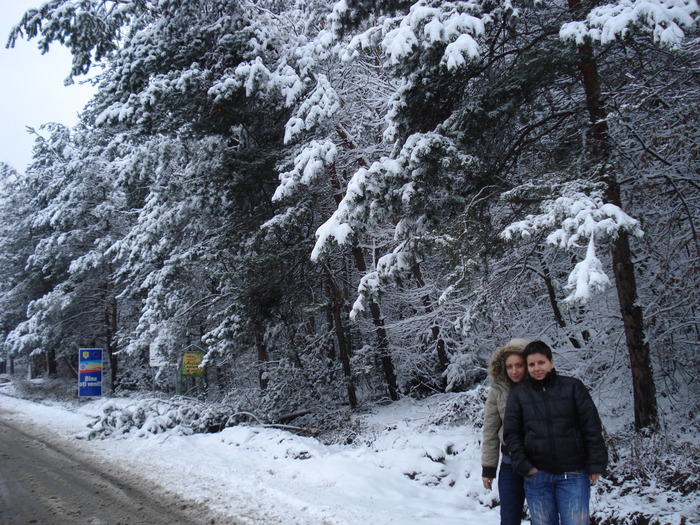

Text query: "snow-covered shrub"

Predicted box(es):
[86, 397, 242, 439]
[427, 388, 489, 428]
[444, 352, 488, 393]
[256, 353, 353, 429]
[9, 375, 76, 401]
[592, 428, 700, 525]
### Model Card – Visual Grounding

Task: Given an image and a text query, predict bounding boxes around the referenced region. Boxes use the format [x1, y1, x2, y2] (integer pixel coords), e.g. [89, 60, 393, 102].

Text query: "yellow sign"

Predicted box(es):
[181, 352, 205, 376]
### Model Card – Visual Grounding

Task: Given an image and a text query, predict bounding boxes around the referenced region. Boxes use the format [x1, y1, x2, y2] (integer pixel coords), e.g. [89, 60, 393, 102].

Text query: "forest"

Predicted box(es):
[0, 0, 698, 452]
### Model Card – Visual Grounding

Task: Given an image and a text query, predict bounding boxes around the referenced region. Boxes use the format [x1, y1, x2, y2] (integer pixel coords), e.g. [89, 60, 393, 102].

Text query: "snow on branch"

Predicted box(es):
[350, 270, 379, 320]
[501, 192, 644, 303]
[502, 193, 643, 248]
[310, 163, 376, 261]
[284, 75, 340, 143]
[384, 2, 486, 69]
[208, 58, 304, 108]
[339, 1, 487, 70]
[560, 0, 699, 48]
[272, 140, 337, 201]
[96, 65, 209, 126]
[313, 132, 472, 318]
[328, 0, 350, 36]
[350, 242, 416, 319]
[565, 237, 611, 303]
[311, 132, 459, 262]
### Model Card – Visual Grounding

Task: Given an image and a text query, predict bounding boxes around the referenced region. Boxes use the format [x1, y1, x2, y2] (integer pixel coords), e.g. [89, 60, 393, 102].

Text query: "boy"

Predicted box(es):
[504, 341, 608, 525]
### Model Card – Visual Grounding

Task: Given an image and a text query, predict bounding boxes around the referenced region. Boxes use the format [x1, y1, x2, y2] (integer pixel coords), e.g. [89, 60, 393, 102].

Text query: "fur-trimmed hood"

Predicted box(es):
[487, 338, 530, 384]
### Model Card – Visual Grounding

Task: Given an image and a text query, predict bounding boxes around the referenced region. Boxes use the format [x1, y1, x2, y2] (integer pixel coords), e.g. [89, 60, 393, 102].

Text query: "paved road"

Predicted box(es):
[0, 410, 237, 525]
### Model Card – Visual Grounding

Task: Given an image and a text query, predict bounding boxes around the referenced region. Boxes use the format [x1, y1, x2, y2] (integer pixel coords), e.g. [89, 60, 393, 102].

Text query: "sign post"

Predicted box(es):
[78, 348, 103, 397]
[149, 344, 168, 368]
[179, 351, 206, 396]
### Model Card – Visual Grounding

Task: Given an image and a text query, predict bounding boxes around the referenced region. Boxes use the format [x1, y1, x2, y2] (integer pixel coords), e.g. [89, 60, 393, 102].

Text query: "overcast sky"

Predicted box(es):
[1, 1, 96, 172]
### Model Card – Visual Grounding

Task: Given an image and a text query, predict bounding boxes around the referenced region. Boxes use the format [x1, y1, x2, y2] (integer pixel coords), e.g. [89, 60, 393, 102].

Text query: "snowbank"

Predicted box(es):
[1, 379, 698, 525]
[0, 386, 498, 524]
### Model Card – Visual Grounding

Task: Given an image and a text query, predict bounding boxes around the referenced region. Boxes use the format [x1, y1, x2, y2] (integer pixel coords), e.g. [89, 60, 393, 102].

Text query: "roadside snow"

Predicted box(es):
[0, 387, 499, 525]
[3, 379, 697, 525]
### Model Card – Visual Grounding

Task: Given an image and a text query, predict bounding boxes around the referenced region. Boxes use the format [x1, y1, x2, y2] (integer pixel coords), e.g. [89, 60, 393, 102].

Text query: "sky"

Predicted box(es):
[1, 383, 698, 525]
[1, 1, 96, 172]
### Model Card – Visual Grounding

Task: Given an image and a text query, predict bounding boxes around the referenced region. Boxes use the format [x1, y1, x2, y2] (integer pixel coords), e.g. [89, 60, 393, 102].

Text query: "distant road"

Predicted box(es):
[0, 409, 237, 525]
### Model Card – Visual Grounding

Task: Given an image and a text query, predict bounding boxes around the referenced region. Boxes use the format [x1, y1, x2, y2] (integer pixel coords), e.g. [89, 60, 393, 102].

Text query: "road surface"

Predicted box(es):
[0, 408, 238, 525]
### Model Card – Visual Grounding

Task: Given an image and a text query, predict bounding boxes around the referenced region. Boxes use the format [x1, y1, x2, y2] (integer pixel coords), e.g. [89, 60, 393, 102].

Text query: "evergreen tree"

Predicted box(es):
[326, 0, 699, 427]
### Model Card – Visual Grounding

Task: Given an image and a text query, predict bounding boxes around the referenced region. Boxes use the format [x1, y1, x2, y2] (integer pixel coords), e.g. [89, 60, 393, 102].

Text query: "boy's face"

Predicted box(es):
[527, 352, 554, 381]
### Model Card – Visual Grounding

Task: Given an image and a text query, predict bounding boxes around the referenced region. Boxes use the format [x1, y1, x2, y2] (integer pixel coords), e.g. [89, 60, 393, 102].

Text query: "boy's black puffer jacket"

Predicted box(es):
[503, 370, 608, 477]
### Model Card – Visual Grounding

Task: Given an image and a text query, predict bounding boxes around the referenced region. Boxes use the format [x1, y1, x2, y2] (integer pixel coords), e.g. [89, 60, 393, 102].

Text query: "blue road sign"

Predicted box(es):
[78, 348, 103, 397]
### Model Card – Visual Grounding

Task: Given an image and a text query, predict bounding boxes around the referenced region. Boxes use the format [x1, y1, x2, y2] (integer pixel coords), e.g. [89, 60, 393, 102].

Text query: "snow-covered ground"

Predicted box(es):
[0, 382, 500, 525]
[1, 378, 698, 525]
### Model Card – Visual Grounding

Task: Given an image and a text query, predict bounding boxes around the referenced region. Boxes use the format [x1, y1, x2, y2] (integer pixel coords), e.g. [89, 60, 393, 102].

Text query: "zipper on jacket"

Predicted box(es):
[543, 385, 557, 467]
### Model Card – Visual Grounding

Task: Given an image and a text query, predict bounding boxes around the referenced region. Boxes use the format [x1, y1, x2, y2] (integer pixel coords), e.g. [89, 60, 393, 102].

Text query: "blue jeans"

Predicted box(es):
[498, 461, 526, 525]
[523, 470, 590, 525]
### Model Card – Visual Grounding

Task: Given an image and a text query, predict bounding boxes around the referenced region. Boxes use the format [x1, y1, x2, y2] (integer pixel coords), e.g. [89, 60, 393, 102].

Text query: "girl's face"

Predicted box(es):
[505, 354, 526, 383]
[527, 352, 554, 381]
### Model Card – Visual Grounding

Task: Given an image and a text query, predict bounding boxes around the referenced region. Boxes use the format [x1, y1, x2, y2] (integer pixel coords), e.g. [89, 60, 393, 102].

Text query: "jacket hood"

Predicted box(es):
[488, 338, 530, 384]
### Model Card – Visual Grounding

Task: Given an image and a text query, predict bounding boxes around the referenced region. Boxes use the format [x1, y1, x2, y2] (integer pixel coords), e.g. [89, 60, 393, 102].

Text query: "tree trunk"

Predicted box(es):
[367, 300, 399, 401]
[255, 329, 269, 391]
[47, 348, 58, 377]
[324, 267, 358, 408]
[610, 226, 658, 429]
[352, 246, 399, 401]
[569, 0, 658, 430]
[105, 296, 119, 391]
[411, 264, 448, 389]
[329, 144, 399, 402]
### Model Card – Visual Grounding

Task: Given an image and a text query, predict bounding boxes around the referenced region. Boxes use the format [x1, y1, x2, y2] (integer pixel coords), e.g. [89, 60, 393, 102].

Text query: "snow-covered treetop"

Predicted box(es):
[336, 0, 488, 69]
[7, 0, 142, 82]
[560, 0, 699, 48]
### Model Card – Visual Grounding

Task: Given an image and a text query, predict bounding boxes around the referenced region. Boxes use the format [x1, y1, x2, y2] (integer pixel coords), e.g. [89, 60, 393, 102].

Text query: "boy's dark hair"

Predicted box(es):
[523, 340, 553, 361]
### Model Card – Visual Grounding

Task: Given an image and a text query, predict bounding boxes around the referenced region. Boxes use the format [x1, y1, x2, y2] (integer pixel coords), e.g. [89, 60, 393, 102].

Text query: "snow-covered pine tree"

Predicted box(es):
[0, 122, 131, 387]
[325, 0, 700, 427]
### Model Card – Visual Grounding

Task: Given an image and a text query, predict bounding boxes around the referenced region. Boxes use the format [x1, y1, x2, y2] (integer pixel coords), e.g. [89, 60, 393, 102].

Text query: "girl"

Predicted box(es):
[481, 338, 530, 525]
